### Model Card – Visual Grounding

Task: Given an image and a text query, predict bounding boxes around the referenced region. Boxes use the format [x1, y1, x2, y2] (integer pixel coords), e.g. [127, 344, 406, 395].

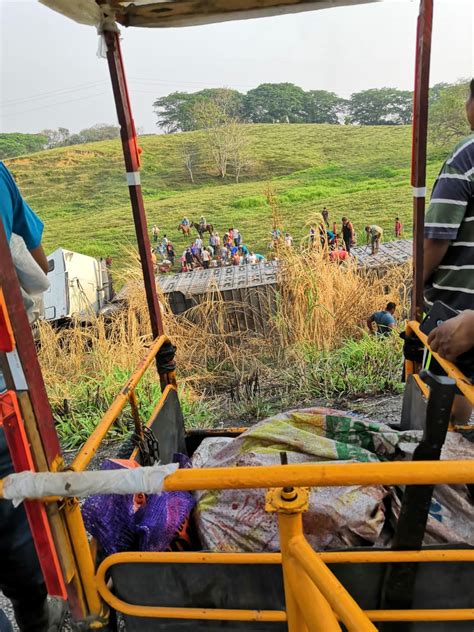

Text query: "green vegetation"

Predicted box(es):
[6, 123, 447, 276]
[0, 132, 48, 159]
[295, 334, 403, 401]
[153, 85, 413, 131]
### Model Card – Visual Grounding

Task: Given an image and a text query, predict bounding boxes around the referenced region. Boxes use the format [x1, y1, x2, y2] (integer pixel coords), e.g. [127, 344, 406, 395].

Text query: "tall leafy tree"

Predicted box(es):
[153, 92, 198, 133]
[303, 90, 344, 124]
[348, 88, 413, 125]
[154, 88, 244, 133]
[244, 83, 306, 123]
[429, 80, 470, 147]
[0, 133, 48, 159]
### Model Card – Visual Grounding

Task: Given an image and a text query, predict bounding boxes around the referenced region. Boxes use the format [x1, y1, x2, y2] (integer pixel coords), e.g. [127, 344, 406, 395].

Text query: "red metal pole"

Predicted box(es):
[0, 222, 62, 468]
[104, 30, 164, 339]
[411, 0, 433, 321]
[0, 391, 66, 599]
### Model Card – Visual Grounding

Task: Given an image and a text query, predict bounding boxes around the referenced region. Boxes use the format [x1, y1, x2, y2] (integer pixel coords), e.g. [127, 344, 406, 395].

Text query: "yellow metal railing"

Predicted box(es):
[406, 319, 474, 405]
[3, 325, 473, 629]
[72, 335, 171, 471]
[92, 475, 474, 629]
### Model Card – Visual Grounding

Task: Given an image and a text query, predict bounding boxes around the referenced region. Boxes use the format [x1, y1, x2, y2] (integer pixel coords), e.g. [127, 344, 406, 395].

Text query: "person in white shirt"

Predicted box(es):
[202, 248, 211, 269]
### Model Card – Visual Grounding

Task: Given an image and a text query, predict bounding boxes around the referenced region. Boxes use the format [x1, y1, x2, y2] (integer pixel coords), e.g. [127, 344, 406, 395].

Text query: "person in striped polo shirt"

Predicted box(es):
[424, 79, 474, 310]
[423, 78, 474, 422]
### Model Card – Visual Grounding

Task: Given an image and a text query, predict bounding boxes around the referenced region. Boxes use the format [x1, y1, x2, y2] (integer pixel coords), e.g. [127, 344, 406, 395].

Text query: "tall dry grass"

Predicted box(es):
[275, 246, 410, 349]
[36, 249, 410, 442]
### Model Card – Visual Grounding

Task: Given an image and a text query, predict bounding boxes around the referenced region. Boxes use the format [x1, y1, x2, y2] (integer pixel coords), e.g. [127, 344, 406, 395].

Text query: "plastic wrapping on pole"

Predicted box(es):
[3, 460, 474, 499]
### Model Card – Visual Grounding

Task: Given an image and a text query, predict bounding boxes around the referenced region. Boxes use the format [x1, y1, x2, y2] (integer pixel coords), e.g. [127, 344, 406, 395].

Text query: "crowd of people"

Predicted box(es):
[151, 208, 405, 274]
[152, 217, 266, 273]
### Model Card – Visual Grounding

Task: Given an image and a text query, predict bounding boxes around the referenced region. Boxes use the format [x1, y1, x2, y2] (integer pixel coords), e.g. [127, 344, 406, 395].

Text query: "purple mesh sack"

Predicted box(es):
[83, 455, 195, 555]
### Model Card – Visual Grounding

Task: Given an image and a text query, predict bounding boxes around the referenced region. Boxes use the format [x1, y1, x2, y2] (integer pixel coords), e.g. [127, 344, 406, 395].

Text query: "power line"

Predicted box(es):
[129, 76, 255, 89]
[0, 91, 110, 118]
[0, 81, 105, 107]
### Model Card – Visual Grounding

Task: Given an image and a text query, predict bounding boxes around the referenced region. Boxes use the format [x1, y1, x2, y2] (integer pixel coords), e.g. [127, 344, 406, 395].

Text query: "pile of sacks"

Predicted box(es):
[191, 408, 474, 552]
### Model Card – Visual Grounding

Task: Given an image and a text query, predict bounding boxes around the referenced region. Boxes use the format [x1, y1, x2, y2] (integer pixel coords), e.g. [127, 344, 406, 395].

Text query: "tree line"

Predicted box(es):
[0, 124, 121, 159]
[154, 84, 414, 133]
[153, 80, 468, 134]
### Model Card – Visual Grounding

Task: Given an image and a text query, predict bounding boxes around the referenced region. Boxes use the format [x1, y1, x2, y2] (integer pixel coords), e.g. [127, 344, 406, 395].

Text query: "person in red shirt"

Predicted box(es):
[395, 217, 403, 238]
[329, 247, 349, 263]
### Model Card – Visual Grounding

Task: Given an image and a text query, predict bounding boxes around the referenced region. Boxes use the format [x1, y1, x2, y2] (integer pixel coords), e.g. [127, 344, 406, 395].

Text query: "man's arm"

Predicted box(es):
[423, 238, 450, 283]
[29, 245, 49, 274]
[367, 316, 375, 334]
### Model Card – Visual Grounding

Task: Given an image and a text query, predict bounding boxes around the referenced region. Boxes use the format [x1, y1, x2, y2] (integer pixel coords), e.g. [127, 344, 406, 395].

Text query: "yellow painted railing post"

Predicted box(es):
[266, 486, 310, 632]
[62, 499, 107, 624]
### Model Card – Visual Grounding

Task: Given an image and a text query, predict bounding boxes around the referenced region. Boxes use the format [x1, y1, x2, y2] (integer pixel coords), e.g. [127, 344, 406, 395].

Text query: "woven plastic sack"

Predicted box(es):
[392, 431, 474, 546]
[192, 408, 422, 552]
[83, 455, 195, 555]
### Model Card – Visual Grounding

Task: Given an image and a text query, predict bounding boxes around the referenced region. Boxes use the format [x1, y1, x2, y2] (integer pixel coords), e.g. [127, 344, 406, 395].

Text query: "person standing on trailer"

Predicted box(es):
[0, 162, 66, 631]
[341, 216, 355, 254]
[365, 224, 383, 255]
[322, 207, 330, 227]
[395, 217, 403, 238]
[423, 78, 474, 423]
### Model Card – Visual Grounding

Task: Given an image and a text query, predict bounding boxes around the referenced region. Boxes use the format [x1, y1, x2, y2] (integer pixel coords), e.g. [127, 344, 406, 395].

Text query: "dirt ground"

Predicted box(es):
[0, 394, 405, 629]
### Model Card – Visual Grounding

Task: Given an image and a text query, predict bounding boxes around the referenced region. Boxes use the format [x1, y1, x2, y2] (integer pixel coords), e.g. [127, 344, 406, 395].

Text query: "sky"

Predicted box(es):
[0, 0, 473, 134]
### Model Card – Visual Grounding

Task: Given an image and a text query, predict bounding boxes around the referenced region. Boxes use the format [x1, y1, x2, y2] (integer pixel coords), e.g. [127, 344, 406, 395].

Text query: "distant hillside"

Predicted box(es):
[0, 132, 48, 159]
[6, 124, 446, 274]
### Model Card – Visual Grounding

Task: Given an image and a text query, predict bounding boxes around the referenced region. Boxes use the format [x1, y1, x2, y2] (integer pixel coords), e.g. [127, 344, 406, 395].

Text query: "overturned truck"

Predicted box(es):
[159, 240, 413, 333]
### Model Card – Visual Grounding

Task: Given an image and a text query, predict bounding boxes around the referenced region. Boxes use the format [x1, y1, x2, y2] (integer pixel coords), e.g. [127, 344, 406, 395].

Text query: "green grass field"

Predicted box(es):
[6, 124, 446, 275]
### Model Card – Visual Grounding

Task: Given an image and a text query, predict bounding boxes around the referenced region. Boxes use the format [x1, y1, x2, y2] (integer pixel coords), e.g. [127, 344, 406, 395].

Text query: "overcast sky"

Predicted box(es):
[0, 0, 473, 134]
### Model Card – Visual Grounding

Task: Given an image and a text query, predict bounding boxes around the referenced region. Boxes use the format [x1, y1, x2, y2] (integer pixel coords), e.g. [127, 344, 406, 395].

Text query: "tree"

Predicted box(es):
[153, 88, 245, 133]
[179, 142, 199, 183]
[153, 92, 200, 133]
[244, 83, 306, 123]
[303, 90, 344, 124]
[192, 93, 250, 180]
[429, 82, 451, 106]
[41, 127, 70, 148]
[0, 133, 48, 159]
[227, 122, 251, 183]
[69, 124, 119, 145]
[429, 81, 470, 147]
[348, 88, 413, 125]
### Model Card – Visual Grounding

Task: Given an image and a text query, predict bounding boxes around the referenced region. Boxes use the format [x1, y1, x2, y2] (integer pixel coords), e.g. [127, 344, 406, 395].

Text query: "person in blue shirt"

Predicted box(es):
[367, 302, 397, 336]
[0, 162, 48, 273]
[0, 162, 64, 631]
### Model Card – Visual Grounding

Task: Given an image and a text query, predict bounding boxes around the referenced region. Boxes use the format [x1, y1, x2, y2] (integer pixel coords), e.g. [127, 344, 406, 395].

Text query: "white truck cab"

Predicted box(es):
[43, 248, 113, 323]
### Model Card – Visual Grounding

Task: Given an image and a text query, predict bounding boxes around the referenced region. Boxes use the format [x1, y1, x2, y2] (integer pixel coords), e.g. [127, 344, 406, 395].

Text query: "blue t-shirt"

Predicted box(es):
[372, 310, 396, 335]
[0, 162, 43, 249]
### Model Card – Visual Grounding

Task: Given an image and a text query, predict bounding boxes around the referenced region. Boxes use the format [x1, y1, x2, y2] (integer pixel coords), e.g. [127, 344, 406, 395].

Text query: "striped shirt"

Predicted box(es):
[424, 132, 474, 311]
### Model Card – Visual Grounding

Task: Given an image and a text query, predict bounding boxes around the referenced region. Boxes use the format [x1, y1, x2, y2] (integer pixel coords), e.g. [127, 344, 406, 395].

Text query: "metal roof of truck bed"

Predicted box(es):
[40, 0, 381, 28]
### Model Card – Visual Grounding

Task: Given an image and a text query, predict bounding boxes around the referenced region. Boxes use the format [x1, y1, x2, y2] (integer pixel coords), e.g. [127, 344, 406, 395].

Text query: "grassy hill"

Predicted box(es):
[6, 124, 446, 275]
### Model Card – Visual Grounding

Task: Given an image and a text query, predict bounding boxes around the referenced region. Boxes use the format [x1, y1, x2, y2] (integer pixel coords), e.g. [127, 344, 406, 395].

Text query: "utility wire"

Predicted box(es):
[0, 91, 110, 118]
[0, 81, 106, 107]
